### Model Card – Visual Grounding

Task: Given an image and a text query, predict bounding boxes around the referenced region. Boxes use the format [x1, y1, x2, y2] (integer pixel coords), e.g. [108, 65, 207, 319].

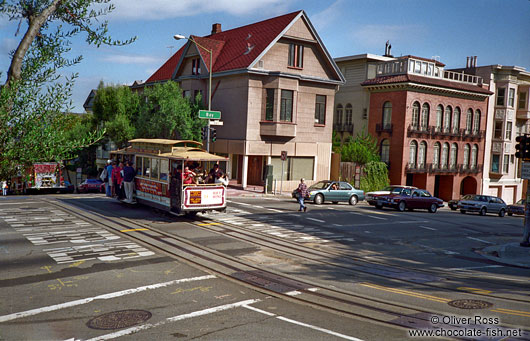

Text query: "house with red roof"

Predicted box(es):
[137, 10, 344, 190]
[361, 55, 492, 201]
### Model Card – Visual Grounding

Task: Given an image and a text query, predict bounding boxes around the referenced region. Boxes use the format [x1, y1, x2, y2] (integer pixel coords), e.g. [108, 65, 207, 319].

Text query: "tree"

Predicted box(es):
[0, 0, 135, 180]
[340, 130, 380, 165]
[137, 81, 205, 140]
[92, 82, 139, 147]
[359, 161, 390, 193]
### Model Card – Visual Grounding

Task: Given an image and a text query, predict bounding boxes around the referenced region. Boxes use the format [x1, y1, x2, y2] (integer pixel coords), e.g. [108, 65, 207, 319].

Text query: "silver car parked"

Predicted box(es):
[458, 194, 507, 217]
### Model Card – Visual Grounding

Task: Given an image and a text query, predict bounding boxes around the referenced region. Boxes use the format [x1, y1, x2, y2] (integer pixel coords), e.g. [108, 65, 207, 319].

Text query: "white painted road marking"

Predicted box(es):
[466, 236, 494, 244]
[419, 225, 437, 231]
[86, 299, 261, 340]
[267, 208, 283, 213]
[306, 217, 325, 223]
[0, 275, 216, 323]
[447, 265, 503, 271]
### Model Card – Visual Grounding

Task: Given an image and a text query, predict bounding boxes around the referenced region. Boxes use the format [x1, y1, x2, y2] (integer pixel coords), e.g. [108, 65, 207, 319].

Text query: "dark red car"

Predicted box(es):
[376, 188, 444, 213]
[77, 179, 104, 193]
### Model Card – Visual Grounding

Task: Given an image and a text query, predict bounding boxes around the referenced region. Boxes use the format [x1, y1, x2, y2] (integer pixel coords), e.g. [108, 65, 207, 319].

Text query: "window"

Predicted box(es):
[335, 104, 343, 125]
[505, 121, 512, 140]
[450, 143, 458, 168]
[494, 121, 503, 139]
[471, 144, 478, 168]
[418, 141, 427, 167]
[265, 89, 275, 121]
[345, 104, 353, 125]
[160, 159, 169, 181]
[137, 157, 143, 176]
[519, 92, 527, 109]
[441, 143, 449, 168]
[473, 110, 481, 134]
[271, 156, 314, 180]
[435, 105, 443, 132]
[382, 102, 392, 128]
[280, 90, 293, 122]
[151, 158, 159, 180]
[409, 141, 418, 167]
[380, 139, 390, 163]
[503, 154, 510, 173]
[421, 103, 429, 130]
[508, 88, 515, 107]
[143, 158, 150, 178]
[314, 95, 326, 125]
[466, 109, 473, 133]
[192, 58, 201, 75]
[362, 108, 368, 120]
[288, 43, 304, 68]
[491, 154, 500, 173]
[463, 144, 470, 167]
[183, 90, 191, 98]
[496, 88, 505, 106]
[433, 142, 440, 167]
[411, 102, 420, 128]
[444, 106, 452, 132]
[452, 107, 460, 133]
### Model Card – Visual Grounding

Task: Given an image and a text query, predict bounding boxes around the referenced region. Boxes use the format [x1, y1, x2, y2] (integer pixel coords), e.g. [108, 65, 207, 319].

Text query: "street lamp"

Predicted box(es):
[174, 34, 213, 152]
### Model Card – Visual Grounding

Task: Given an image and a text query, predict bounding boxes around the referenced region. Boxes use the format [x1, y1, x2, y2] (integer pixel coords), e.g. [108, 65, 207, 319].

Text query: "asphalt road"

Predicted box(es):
[1, 194, 529, 341]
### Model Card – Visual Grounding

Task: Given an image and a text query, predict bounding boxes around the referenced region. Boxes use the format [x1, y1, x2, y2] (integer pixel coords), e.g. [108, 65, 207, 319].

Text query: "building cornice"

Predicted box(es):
[364, 82, 491, 100]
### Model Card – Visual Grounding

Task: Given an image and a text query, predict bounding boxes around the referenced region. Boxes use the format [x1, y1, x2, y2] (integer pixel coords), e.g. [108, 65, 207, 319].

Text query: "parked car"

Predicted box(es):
[507, 199, 525, 216]
[78, 179, 104, 193]
[365, 185, 417, 206]
[458, 194, 507, 217]
[58, 180, 75, 194]
[376, 188, 444, 213]
[448, 198, 459, 210]
[292, 180, 364, 205]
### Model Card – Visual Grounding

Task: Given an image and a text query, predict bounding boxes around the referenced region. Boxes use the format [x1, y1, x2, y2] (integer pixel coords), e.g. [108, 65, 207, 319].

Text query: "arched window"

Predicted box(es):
[411, 102, 420, 128]
[409, 140, 418, 167]
[418, 141, 427, 168]
[380, 139, 390, 163]
[473, 110, 481, 134]
[471, 144, 478, 168]
[345, 104, 353, 125]
[435, 105, 443, 132]
[441, 142, 449, 168]
[382, 102, 392, 128]
[450, 143, 458, 168]
[433, 142, 441, 167]
[453, 107, 460, 134]
[466, 109, 473, 133]
[421, 103, 429, 130]
[444, 106, 452, 133]
[463, 144, 470, 168]
[335, 104, 343, 125]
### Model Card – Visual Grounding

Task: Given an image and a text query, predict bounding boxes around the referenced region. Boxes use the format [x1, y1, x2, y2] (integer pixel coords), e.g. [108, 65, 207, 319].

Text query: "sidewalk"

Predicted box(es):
[226, 181, 291, 198]
[478, 242, 530, 268]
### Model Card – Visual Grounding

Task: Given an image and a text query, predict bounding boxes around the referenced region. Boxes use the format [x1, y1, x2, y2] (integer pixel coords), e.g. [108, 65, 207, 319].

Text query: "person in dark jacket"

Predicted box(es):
[122, 161, 136, 203]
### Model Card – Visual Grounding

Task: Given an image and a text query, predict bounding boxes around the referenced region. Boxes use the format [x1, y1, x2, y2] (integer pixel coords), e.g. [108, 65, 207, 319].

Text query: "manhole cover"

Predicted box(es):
[448, 299, 493, 309]
[87, 310, 152, 330]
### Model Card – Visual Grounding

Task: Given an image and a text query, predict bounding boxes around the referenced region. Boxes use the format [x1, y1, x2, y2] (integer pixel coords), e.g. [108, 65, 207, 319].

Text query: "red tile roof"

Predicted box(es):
[146, 11, 302, 83]
[362, 74, 492, 95]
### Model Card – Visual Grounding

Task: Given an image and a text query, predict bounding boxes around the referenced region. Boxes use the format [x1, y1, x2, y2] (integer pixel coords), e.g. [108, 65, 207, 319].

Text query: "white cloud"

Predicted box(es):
[109, 0, 293, 20]
[311, 0, 344, 31]
[101, 54, 163, 65]
[351, 24, 426, 49]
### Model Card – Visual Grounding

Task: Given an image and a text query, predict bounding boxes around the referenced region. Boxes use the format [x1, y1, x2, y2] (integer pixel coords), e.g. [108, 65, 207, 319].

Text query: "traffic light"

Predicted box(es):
[515, 135, 530, 159]
[210, 128, 216, 142]
[201, 126, 207, 140]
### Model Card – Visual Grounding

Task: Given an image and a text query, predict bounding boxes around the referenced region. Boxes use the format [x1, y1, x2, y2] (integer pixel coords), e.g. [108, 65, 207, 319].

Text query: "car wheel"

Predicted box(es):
[429, 203, 438, 213]
[508, 212, 513, 216]
[479, 207, 487, 216]
[460, 210, 466, 214]
[349, 195, 358, 206]
[314, 194, 324, 205]
[375, 204, 383, 209]
[498, 209, 505, 217]
[397, 201, 406, 212]
[450, 207, 457, 211]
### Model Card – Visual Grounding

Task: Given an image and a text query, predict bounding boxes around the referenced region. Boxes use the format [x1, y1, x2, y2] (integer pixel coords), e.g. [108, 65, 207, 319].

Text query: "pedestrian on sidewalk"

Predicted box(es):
[113, 162, 124, 200]
[296, 178, 308, 212]
[122, 161, 136, 203]
[1, 180, 8, 196]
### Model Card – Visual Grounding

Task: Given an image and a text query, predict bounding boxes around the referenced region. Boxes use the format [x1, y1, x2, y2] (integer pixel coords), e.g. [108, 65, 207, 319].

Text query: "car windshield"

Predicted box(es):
[390, 187, 404, 194]
[462, 194, 478, 200]
[516, 199, 526, 205]
[309, 181, 330, 190]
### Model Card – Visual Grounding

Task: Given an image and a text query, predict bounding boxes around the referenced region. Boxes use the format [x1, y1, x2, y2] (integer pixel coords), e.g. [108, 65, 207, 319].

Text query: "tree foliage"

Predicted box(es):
[340, 130, 380, 165]
[359, 161, 390, 193]
[0, 0, 135, 180]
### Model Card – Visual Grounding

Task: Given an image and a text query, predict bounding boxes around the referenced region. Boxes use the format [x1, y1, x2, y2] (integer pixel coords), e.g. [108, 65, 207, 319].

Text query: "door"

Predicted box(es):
[327, 182, 341, 201]
[434, 175, 440, 198]
[247, 156, 263, 185]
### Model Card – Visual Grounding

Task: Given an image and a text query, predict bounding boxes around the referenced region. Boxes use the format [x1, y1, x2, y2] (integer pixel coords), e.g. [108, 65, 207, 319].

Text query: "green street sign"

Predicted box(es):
[199, 110, 221, 120]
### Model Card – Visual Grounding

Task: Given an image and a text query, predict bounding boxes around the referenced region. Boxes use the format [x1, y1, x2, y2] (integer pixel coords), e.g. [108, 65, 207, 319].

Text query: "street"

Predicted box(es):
[1, 194, 529, 340]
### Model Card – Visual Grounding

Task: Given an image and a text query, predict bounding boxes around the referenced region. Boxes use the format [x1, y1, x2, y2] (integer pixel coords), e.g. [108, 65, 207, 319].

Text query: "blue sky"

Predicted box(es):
[1, 0, 529, 113]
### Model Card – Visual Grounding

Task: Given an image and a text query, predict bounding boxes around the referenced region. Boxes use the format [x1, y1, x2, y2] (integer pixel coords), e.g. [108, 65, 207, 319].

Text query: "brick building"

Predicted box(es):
[362, 56, 492, 201]
[136, 11, 344, 190]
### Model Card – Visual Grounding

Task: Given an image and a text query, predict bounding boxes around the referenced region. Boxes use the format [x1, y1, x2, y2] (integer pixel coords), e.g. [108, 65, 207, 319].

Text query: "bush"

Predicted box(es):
[359, 161, 389, 193]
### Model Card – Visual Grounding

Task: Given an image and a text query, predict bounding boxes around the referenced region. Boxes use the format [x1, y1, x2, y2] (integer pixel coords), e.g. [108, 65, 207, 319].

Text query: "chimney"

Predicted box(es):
[466, 56, 470, 68]
[473, 56, 477, 68]
[211, 23, 222, 35]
